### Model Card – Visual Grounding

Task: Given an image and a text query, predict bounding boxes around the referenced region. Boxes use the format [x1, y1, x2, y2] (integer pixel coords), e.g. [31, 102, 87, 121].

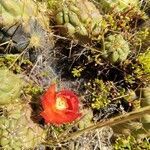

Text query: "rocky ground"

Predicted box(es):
[0, 0, 150, 149]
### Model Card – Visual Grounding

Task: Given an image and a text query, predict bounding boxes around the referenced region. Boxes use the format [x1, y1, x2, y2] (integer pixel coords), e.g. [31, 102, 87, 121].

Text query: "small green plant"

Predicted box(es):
[0, 54, 32, 73]
[114, 135, 150, 150]
[96, 0, 140, 12]
[85, 79, 110, 109]
[72, 67, 84, 77]
[129, 49, 150, 83]
[137, 50, 150, 75]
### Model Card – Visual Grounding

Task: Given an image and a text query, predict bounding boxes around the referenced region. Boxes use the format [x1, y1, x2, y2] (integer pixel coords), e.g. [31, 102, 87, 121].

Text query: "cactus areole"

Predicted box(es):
[40, 84, 81, 125]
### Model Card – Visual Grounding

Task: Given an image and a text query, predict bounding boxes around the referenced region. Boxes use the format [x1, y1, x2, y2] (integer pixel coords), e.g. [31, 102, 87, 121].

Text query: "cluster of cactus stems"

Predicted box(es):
[55, 0, 103, 40]
[102, 34, 130, 63]
[0, 0, 54, 53]
[1, 0, 145, 64]
[0, 69, 46, 149]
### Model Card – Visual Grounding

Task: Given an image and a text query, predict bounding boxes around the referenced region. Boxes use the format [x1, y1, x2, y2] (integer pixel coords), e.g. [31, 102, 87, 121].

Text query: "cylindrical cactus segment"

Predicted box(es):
[102, 34, 130, 63]
[0, 68, 23, 105]
[55, 0, 103, 39]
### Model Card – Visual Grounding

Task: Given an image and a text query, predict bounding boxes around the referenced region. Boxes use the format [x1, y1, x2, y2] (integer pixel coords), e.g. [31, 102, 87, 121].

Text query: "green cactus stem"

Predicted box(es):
[0, 0, 54, 53]
[0, 0, 49, 28]
[0, 68, 23, 105]
[102, 34, 130, 63]
[55, 0, 103, 41]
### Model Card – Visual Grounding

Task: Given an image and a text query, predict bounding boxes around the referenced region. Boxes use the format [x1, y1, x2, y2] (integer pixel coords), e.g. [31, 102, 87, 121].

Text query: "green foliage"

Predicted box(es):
[72, 67, 84, 77]
[96, 0, 140, 13]
[114, 135, 150, 150]
[0, 54, 21, 73]
[47, 0, 62, 10]
[0, 54, 32, 73]
[137, 50, 150, 75]
[128, 49, 150, 83]
[85, 79, 110, 109]
[138, 27, 150, 50]
[24, 83, 43, 98]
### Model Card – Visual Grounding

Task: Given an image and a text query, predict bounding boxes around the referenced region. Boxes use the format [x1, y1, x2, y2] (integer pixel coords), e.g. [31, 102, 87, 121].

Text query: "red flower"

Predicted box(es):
[40, 84, 81, 125]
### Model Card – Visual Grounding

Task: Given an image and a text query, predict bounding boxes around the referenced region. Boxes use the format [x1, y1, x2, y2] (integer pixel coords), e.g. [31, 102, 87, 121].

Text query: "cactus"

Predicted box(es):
[78, 109, 93, 129]
[139, 87, 150, 132]
[102, 34, 130, 63]
[0, 0, 49, 28]
[0, 68, 23, 105]
[113, 87, 150, 138]
[0, 0, 54, 52]
[55, 0, 103, 41]
[96, 0, 139, 12]
[0, 102, 46, 149]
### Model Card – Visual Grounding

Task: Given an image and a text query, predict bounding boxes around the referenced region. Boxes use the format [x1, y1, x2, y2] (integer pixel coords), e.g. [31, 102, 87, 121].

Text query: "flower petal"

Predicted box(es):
[41, 84, 56, 109]
[41, 108, 78, 124]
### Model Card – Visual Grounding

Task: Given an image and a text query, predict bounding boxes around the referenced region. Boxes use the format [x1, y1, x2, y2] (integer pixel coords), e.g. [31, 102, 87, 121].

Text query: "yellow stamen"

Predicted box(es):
[55, 97, 67, 110]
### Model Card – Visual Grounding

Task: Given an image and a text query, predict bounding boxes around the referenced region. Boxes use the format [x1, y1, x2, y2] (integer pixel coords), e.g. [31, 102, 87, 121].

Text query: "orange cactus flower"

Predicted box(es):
[40, 84, 81, 125]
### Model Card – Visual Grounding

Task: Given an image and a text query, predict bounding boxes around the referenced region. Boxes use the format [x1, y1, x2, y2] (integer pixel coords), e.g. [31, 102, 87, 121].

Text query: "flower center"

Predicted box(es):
[55, 97, 68, 110]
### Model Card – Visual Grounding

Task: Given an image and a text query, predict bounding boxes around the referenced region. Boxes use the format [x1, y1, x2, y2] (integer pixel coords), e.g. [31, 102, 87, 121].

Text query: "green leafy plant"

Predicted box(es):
[96, 0, 140, 12]
[85, 79, 110, 109]
[114, 135, 150, 150]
